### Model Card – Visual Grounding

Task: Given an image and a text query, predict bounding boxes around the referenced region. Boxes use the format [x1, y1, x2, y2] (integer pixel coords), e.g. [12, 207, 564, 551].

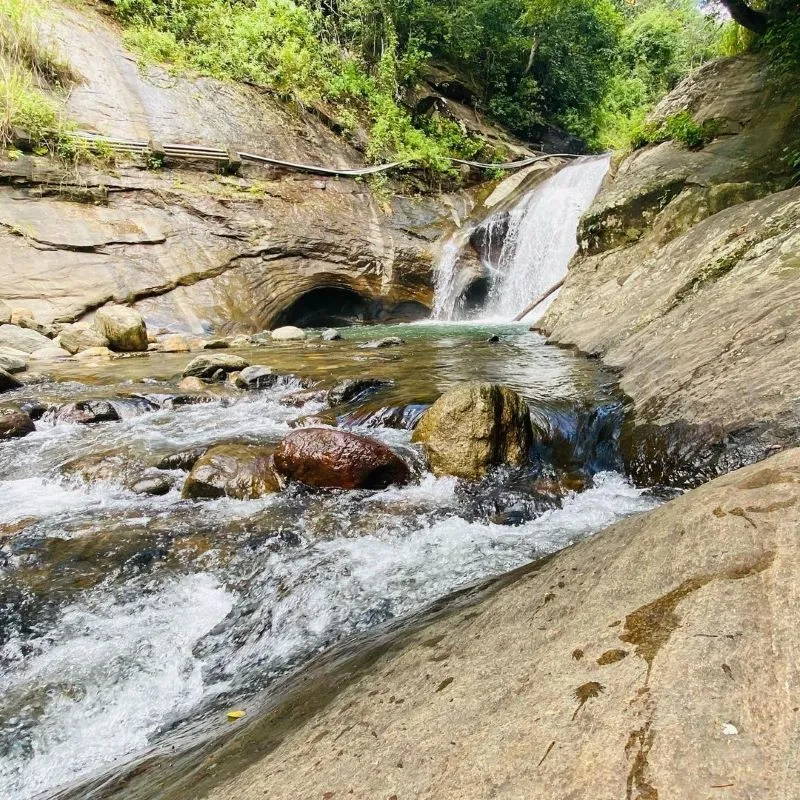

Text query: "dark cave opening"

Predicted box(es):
[274, 287, 430, 328]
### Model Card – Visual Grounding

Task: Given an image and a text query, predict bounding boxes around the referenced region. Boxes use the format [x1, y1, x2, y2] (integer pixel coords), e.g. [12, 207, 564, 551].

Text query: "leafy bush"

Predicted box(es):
[630, 111, 719, 151]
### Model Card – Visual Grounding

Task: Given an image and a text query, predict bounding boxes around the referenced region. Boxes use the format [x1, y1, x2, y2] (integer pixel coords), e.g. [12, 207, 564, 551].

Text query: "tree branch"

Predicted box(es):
[719, 0, 769, 35]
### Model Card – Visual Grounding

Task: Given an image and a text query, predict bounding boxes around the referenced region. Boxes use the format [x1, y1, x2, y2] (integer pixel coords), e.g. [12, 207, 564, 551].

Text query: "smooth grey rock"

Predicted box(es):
[0, 324, 52, 354]
[322, 328, 343, 341]
[271, 326, 305, 341]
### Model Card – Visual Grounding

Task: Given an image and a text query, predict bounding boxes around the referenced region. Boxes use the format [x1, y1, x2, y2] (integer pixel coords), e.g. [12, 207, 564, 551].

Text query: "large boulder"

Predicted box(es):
[273, 427, 410, 490]
[0, 324, 52, 354]
[182, 444, 280, 500]
[412, 383, 533, 479]
[0, 408, 35, 440]
[182, 353, 249, 380]
[0, 368, 22, 393]
[93, 305, 148, 352]
[56, 324, 110, 354]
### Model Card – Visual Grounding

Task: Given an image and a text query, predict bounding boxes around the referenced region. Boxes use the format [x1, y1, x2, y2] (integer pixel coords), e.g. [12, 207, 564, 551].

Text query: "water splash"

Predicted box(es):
[432, 156, 609, 322]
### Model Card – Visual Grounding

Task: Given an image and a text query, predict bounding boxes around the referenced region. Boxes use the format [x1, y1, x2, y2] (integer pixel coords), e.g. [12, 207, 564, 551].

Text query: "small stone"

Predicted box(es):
[182, 444, 281, 500]
[271, 326, 306, 341]
[178, 376, 208, 392]
[0, 367, 23, 393]
[721, 723, 739, 736]
[203, 339, 230, 350]
[235, 365, 278, 390]
[17, 317, 58, 338]
[158, 334, 201, 353]
[129, 473, 175, 496]
[360, 337, 405, 349]
[157, 447, 207, 471]
[53, 400, 120, 425]
[0, 301, 10, 324]
[0, 324, 52, 354]
[10, 308, 34, 325]
[487, 334, 501, 343]
[0, 408, 35, 440]
[73, 346, 114, 360]
[322, 328, 343, 341]
[229, 334, 252, 347]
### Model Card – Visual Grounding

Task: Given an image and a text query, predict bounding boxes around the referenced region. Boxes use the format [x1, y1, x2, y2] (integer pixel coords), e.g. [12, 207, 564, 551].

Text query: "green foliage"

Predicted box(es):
[763, 2, 800, 75]
[0, 0, 81, 153]
[630, 111, 719, 150]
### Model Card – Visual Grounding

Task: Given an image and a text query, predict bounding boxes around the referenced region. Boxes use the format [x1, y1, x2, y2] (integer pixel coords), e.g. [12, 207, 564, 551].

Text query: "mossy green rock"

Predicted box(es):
[412, 383, 533, 480]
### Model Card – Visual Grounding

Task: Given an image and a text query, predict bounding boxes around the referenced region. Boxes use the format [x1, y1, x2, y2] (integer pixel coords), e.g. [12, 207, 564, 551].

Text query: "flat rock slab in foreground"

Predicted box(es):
[206, 448, 800, 800]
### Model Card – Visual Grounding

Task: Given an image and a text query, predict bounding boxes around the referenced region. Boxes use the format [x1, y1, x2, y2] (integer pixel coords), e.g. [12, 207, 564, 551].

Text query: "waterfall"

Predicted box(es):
[432, 155, 610, 322]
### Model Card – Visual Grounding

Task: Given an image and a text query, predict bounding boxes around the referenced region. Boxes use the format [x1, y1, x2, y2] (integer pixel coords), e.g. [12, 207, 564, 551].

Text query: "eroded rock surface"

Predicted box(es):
[197, 448, 800, 800]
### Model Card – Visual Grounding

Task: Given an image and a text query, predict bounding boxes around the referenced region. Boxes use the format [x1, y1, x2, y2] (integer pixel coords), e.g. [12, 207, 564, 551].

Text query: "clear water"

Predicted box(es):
[0, 324, 657, 798]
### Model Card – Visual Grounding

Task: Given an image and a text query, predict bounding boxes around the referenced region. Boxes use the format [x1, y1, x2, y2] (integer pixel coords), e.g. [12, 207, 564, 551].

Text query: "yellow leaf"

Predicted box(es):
[226, 709, 246, 721]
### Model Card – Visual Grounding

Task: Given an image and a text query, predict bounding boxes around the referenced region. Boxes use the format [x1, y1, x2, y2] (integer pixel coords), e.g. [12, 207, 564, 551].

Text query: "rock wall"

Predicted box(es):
[0, 1, 470, 333]
[541, 55, 800, 484]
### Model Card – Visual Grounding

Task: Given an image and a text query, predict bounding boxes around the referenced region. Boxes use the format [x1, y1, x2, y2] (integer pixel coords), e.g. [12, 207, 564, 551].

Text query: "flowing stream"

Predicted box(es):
[433, 155, 610, 321]
[0, 324, 659, 799]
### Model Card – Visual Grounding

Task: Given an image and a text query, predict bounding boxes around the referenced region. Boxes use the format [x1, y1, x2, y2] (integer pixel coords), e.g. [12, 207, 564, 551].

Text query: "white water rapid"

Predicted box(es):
[433, 155, 610, 322]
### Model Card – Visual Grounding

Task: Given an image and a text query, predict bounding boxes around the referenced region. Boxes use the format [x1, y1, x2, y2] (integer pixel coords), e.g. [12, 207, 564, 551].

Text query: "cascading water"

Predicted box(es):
[433, 155, 610, 322]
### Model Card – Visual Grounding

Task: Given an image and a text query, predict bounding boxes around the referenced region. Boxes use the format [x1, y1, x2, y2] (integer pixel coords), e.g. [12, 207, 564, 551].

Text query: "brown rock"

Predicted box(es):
[0, 408, 35, 440]
[182, 444, 280, 500]
[273, 428, 410, 490]
[412, 383, 533, 480]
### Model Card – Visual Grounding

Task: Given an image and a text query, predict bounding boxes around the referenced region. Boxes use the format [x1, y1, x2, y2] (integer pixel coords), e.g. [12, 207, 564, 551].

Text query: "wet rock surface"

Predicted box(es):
[0, 409, 35, 440]
[327, 378, 393, 407]
[413, 383, 534, 479]
[182, 444, 281, 500]
[234, 366, 279, 391]
[274, 428, 411, 490]
[0, 368, 22, 393]
[51, 400, 121, 425]
[195, 448, 800, 800]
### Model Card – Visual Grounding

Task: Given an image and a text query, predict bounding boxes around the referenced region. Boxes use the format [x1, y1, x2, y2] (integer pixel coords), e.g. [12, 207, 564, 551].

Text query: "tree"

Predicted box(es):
[718, 0, 769, 35]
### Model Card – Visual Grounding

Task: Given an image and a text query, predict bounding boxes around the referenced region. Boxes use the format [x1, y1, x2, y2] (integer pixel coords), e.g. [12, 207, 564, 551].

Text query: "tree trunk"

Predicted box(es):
[720, 0, 769, 35]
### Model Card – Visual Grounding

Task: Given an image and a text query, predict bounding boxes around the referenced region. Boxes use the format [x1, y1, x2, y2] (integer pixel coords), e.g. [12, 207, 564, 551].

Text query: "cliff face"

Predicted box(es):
[0, 1, 470, 333]
[542, 55, 800, 485]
